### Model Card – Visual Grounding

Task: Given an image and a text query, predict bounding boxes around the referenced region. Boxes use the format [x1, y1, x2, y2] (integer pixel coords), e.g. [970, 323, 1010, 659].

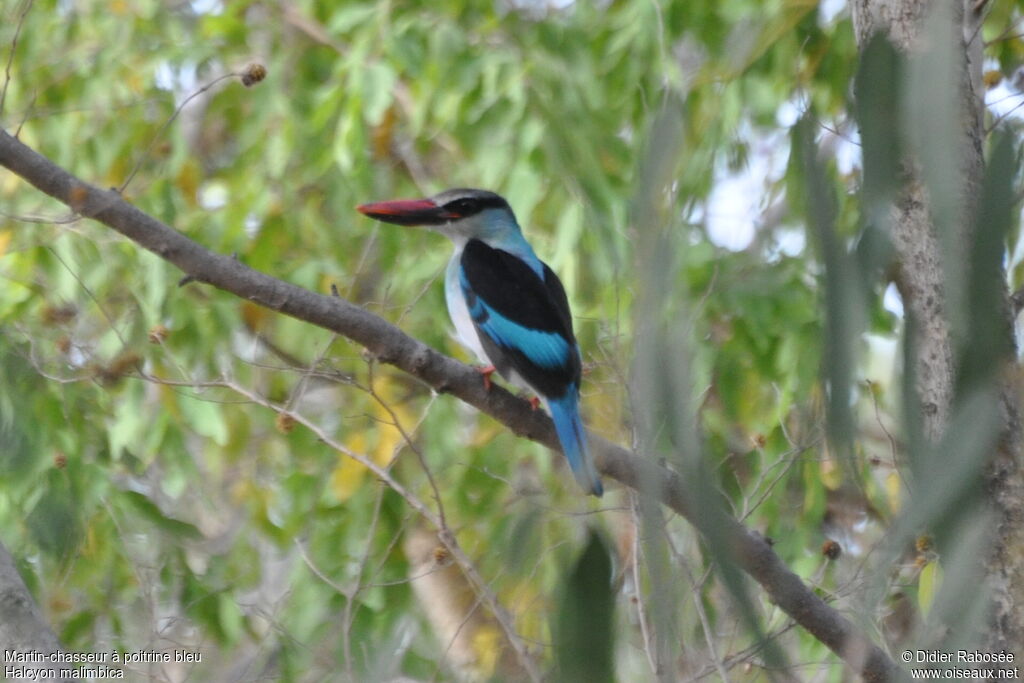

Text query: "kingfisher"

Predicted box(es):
[357, 188, 603, 497]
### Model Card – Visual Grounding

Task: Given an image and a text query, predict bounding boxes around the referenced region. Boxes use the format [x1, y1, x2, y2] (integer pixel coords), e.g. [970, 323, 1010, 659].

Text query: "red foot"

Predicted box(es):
[475, 365, 496, 391]
[528, 396, 541, 411]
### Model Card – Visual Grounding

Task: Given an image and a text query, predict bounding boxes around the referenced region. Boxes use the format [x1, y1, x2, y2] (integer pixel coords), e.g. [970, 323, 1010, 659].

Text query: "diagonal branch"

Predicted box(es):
[0, 129, 902, 682]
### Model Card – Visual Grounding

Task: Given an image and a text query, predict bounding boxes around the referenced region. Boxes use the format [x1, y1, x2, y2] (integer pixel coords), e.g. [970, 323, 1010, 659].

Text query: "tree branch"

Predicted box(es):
[0, 129, 902, 682]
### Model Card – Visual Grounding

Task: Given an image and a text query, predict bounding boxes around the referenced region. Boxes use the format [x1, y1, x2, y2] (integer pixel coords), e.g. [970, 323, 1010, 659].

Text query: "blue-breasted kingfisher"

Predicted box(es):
[357, 188, 603, 497]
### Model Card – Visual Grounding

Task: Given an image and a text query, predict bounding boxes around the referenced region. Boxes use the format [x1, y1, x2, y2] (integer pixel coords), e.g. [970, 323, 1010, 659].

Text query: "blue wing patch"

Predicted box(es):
[460, 270, 572, 371]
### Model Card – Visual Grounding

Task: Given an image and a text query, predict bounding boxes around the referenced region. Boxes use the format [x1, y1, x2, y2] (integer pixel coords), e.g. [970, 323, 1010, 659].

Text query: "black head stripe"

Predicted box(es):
[434, 189, 510, 217]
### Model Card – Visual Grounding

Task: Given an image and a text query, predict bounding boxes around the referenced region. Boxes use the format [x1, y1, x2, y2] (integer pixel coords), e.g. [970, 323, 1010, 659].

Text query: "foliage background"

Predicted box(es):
[1, 0, 1022, 680]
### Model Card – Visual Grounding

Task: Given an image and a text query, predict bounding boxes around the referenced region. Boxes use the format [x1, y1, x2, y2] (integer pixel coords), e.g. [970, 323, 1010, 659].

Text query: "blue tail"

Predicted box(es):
[547, 390, 603, 497]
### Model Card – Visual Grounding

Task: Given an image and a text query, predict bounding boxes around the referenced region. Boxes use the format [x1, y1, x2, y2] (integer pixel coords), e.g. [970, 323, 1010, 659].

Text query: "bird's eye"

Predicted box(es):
[445, 199, 478, 215]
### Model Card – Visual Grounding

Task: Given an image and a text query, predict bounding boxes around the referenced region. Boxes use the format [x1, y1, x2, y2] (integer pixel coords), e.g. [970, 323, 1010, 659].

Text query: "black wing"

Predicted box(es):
[459, 239, 580, 397]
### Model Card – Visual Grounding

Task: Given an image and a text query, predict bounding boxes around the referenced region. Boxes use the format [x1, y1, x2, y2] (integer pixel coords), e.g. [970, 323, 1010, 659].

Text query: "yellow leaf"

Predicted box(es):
[330, 455, 369, 502]
[374, 407, 413, 464]
[583, 375, 628, 444]
[0, 230, 11, 258]
[176, 160, 201, 205]
[918, 560, 941, 618]
[330, 430, 368, 500]
[104, 155, 129, 189]
[240, 301, 271, 333]
[124, 70, 145, 94]
[331, 376, 420, 501]
[983, 70, 1004, 89]
[231, 478, 256, 504]
[1, 170, 19, 196]
[81, 523, 98, 559]
[885, 470, 902, 513]
[507, 581, 546, 642]
[469, 419, 503, 448]
[470, 625, 502, 678]
[820, 456, 842, 489]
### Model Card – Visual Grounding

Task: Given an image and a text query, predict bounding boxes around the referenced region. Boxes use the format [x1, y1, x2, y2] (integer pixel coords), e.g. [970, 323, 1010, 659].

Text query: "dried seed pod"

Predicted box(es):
[241, 63, 267, 87]
[148, 324, 169, 344]
[275, 412, 296, 434]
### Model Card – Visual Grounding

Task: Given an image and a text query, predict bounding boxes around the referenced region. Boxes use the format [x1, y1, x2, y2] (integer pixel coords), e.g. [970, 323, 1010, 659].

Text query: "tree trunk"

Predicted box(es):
[852, 0, 1024, 657]
[0, 542, 79, 682]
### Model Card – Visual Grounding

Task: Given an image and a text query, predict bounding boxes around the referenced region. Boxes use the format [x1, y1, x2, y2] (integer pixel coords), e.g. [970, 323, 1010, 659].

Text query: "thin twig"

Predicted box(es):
[986, 97, 1024, 134]
[431, 589, 488, 683]
[663, 530, 730, 682]
[0, 208, 80, 224]
[740, 442, 816, 522]
[981, 9, 1021, 47]
[46, 246, 129, 348]
[365, 360, 448, 528]
[0, 0, 33, 119]
[13, 88, 34, 137]
[866, 378, 907, 488]
[629, 492, 661, 677]
[119, 72, 238, 194]
[219, 379, 542, 682]
[342, 488, 391, 681]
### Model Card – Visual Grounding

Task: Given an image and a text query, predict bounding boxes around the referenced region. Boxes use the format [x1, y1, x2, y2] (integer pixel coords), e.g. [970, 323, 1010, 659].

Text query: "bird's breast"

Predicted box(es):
[445, 255, 489, 362]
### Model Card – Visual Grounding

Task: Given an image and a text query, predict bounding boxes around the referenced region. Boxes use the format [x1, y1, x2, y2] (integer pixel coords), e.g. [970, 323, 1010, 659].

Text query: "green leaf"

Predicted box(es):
[27, 488, 81, 559]
[957, 132, 1017, 396]
[218, 592, 246, 644]
[328, 4, 379, 33]
[854, 32, 904, 213]
[177, 392, 229, 446]
[122, 491, 202, 539]
[333, 105, 364, 173]
[794, 114, 861, 466]
[553, 531, 615, 683]
[362, 63, 397, 126]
